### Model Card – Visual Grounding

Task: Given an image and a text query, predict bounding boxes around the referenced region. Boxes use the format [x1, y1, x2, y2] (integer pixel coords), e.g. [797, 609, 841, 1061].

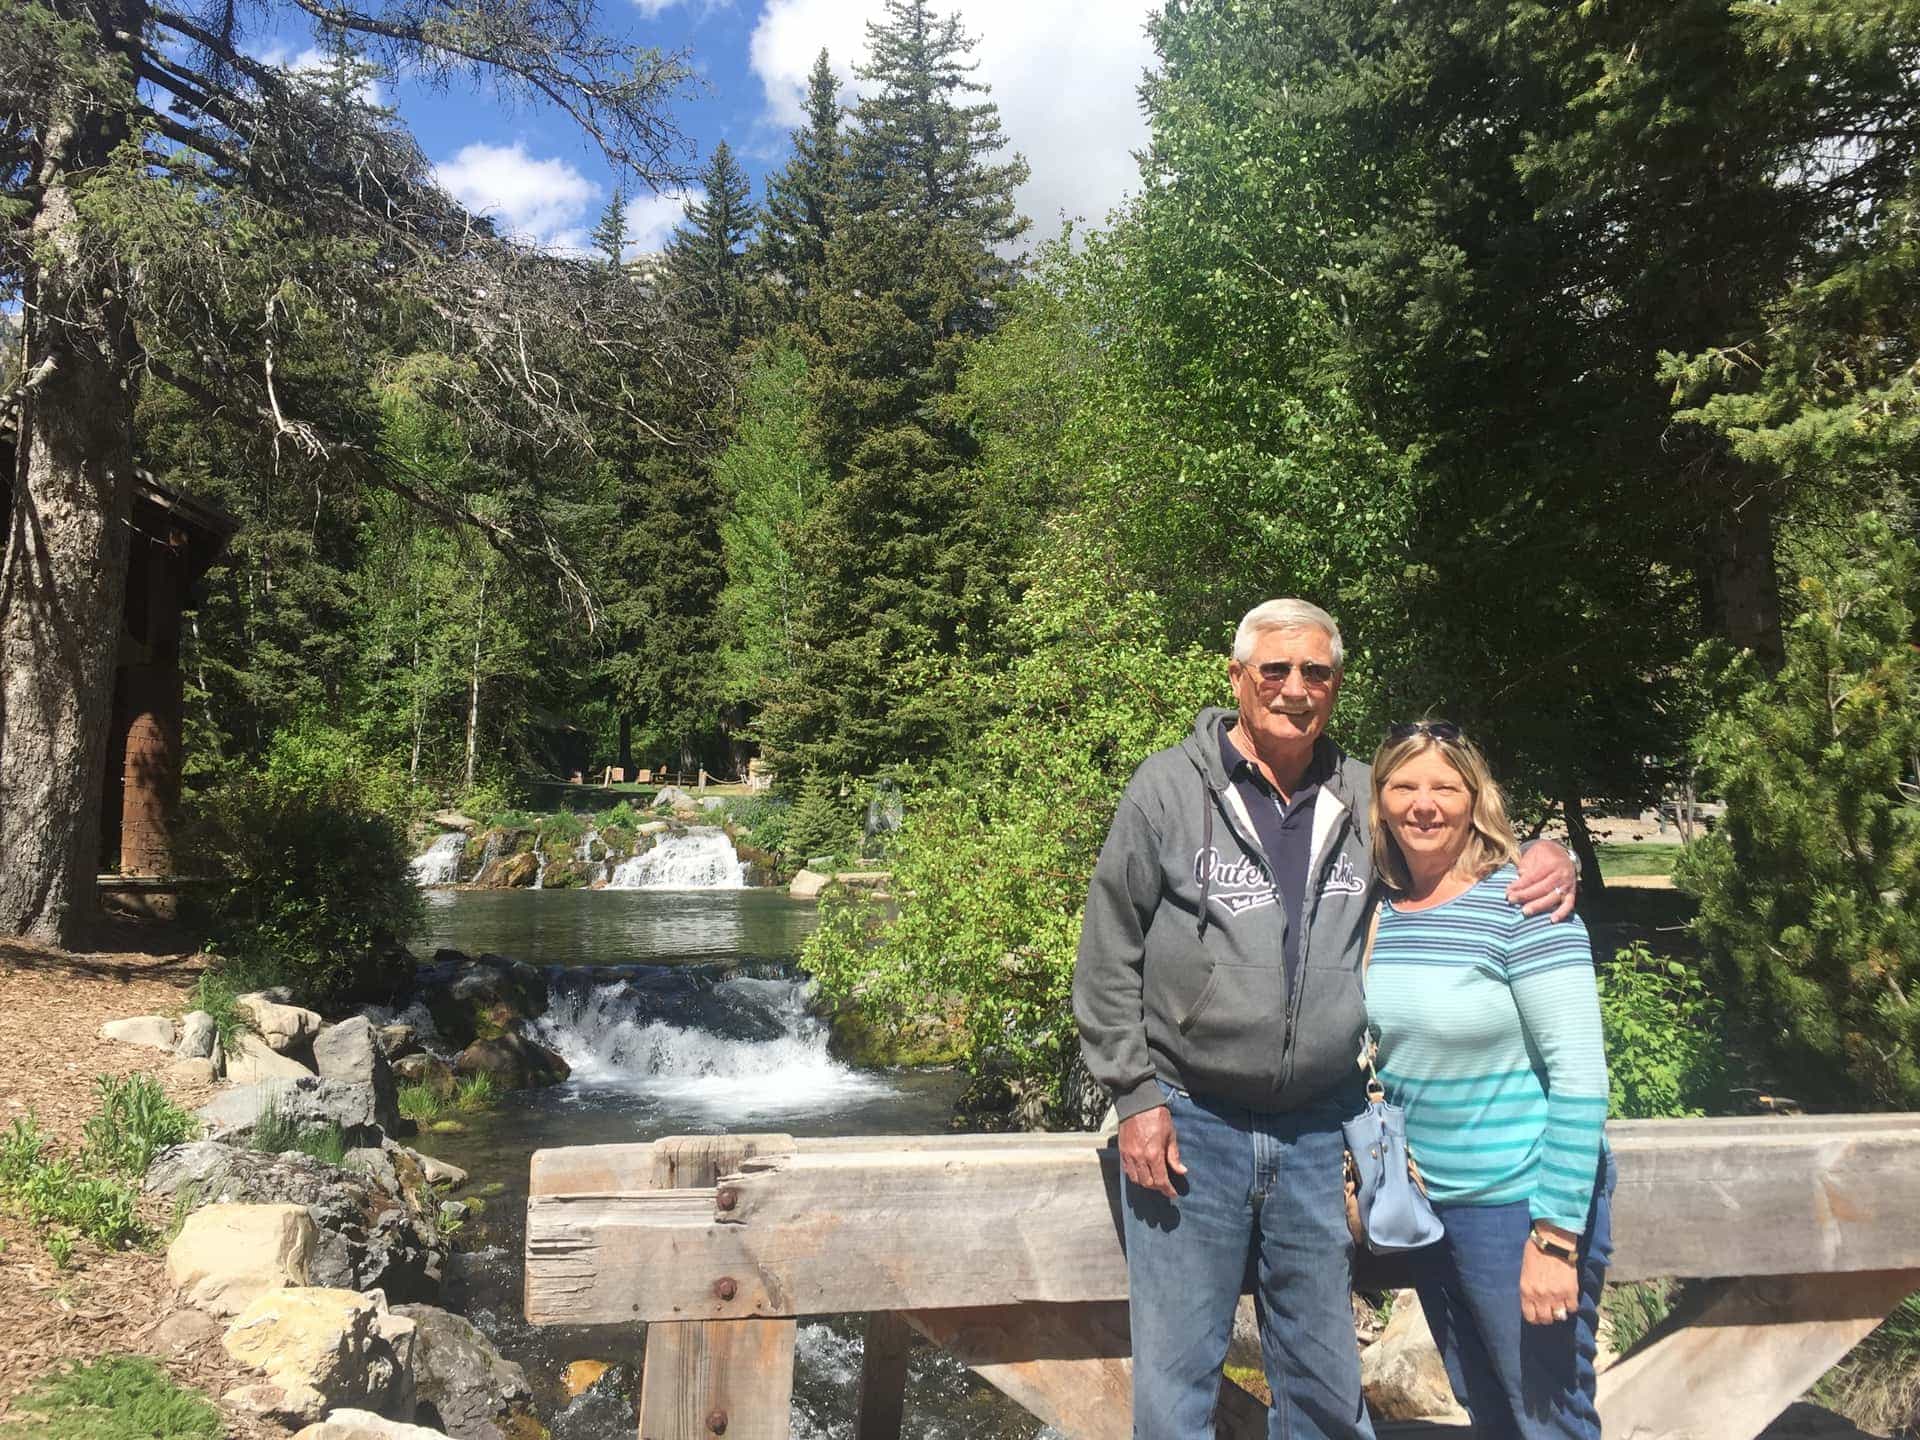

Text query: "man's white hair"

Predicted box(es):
[1232, 598, 1345, 671]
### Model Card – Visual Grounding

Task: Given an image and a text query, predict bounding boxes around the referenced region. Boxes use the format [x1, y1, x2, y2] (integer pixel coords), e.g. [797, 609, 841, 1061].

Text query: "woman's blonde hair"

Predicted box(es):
[1369, 728, 1520, 892]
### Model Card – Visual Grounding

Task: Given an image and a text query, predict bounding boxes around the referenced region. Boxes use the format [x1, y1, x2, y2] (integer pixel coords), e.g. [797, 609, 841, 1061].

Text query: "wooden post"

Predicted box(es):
[635, 1136, 800, 1440]
[853, 1311, 913, 1440]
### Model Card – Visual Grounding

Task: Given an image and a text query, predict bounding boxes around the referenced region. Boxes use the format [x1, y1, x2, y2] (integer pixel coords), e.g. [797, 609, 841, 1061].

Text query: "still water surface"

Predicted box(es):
[410, 888, 1045, 1440]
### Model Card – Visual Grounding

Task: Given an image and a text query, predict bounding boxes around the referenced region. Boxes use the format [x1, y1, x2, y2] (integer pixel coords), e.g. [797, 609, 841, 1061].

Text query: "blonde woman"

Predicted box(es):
[1364, 721, 1612, 1440]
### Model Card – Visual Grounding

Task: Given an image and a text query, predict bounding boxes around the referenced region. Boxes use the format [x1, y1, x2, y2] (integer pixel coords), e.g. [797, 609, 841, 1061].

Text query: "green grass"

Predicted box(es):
[0, 1355, 222, 1439]
[454, 1073, 496, 1112]
[248, 1101, 347, 1167]
[81, 1075, 198, 1179]
[1594, 842, 1686, 878]
[397, 1081, 447, 1123]
[1602, 1278, 1677, 1356]
[1817, 1290, 1920, 1432]
[0, 1108, 150, 1262]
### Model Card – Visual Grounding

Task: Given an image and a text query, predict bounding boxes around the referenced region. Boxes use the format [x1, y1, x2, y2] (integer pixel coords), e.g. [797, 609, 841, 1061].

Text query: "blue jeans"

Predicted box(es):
[1410, 1152, 1616, 1440]
[1123, 1082, 1374, 1440]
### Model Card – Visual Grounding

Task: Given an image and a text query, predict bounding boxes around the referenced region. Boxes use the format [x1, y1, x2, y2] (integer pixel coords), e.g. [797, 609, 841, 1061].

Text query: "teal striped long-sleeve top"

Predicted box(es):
[1364, 864, 1609, 1232]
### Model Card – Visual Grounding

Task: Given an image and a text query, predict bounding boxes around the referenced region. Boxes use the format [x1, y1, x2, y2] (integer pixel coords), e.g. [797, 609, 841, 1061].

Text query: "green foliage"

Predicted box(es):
[664, 140, 760, 352]
[1678, 517, 1920, 1108]
[397, 1083, 447, 1123]
[783, 776, 863, 867]
[249, 1102, 347, 1166]
[186, 970, 250, 1059]
[80, 1075, 199, 1180]
[726, 795, 794, 858]
[1818, 1290, 1920, 1435]
[0, 1114, 146, 1259]
[1602, 1279, 1678, 1359]
[1596, 945, 1731, 1119]
[190, 721, 422, 1005]
[0, 1355, 223, 1440]
[754, 48, 841, 331]
[454, 1073, 497, 1112]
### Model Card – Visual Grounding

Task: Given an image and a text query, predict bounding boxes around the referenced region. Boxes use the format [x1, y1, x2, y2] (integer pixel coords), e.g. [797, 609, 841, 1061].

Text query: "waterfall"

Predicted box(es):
[409, 832, 468, 887]
[605, 827, 746, 891]
[525, 968, 890, 1115]
[575, 827, 610, 886]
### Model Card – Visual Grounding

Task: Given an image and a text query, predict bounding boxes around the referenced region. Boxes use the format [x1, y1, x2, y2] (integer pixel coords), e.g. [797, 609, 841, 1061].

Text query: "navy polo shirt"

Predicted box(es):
[1218, 719, 1330, 992]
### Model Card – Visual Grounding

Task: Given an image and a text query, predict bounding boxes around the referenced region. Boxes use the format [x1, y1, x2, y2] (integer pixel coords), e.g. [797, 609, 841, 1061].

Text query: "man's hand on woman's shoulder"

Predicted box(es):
[1506, 842, 1579, 922]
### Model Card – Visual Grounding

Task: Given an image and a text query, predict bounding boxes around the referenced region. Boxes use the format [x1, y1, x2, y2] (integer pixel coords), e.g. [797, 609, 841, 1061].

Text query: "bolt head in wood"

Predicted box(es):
[716, 1187, 738, 1212]
[707, 1409, 728, 1434]
[713, 1276, 737, 1300]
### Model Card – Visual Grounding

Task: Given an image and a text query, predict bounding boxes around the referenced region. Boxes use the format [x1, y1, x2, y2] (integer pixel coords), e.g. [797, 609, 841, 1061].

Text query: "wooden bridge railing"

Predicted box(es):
[524, 1117, 1920, 1440]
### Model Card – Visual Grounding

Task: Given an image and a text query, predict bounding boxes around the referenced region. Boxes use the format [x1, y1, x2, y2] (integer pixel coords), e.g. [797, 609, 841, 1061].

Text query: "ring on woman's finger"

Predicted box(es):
[1552, 1306, 1570, 1322]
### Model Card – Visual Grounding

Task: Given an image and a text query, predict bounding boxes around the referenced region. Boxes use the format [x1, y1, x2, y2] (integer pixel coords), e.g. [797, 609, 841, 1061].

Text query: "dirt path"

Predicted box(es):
[0, 930, 289, 1436]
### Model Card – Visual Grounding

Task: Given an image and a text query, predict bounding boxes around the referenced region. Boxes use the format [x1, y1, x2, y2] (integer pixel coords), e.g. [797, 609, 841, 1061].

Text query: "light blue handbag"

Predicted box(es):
[1342, 904, 1445, 1254]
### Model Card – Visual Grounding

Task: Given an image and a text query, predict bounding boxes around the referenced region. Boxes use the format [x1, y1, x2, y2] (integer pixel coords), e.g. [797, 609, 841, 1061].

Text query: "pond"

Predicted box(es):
[408, 885, 1052, 1440]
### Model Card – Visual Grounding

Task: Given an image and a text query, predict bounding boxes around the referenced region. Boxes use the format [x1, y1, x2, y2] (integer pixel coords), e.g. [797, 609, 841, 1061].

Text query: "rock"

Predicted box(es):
[147, 1141, 445, 1302]
[227, 1034, 317, 1083]
[439, 1200, 469, 1226]
[198, 1078, 381, 1143]
[409, 1149, 467, 1188]
[164, 1056, 221, 1087]
[432, 811, 478, 832]
[415, 954, 550, 1050]
[101, 1015, 176, 1050]
[235, 993, 324, 1053]
[394, 1303, 533, 1439]
[392, 1052, 456, 1097]
[150, 1307, 224, 1355]
[315, 1017, 400, 1130]
[636, 820, 670, 836]
[293, 1410, 450, 1439]
[1360, 1290, 1467, 1423]
[653, 785, 694, 811]
[789, 868, 830, 899]
[454, 1033, 570, 1090]
[176, 1010, 218, 1059]
[563, 1359, 611, 1398]
[699, 795, 726, 811]
[167, 1202, 315, 1317]
[222, 1286, 416, 1424]
[377, 1024, 422, 1060]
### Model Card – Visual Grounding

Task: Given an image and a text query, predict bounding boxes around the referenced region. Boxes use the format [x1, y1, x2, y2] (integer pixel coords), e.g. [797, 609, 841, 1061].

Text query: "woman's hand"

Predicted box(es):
[1519, 1225, 1580, 1326]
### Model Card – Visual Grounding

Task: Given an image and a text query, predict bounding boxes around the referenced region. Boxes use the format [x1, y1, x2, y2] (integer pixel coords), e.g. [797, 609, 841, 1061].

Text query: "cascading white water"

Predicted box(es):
[409, 832, 468, 887]
[526, 973, 888, 1114]
[575, 827, 610, 885]
[605, 827, 746, 891]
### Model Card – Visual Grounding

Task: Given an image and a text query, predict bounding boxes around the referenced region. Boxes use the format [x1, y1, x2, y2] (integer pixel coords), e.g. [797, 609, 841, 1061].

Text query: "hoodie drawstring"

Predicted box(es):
[1197, 780, 1213, 939]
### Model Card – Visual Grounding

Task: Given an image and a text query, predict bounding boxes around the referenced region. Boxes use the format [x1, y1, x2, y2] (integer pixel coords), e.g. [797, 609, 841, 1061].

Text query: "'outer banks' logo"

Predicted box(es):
[1322, 852, 1366, 896]
[1194, 848, 1276, 917]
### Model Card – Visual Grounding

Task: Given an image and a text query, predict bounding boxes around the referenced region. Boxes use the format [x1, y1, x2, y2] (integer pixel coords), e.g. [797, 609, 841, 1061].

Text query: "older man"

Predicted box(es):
[1073, 598, 1576, 1440]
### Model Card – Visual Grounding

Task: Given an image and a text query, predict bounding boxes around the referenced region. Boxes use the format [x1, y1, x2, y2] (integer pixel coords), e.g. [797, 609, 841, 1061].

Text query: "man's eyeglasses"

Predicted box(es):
[1388, 720, 1463, 742]
[1247, 660, 1336, 686]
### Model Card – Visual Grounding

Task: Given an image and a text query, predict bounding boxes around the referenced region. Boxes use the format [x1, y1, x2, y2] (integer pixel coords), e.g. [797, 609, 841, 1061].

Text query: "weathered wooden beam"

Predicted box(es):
[1596, 1269, 1920, 1440]
[854, 1311, 913, 1440]
[526, 1120, 1920, 1326]
[901, 1302, 1267, 1440]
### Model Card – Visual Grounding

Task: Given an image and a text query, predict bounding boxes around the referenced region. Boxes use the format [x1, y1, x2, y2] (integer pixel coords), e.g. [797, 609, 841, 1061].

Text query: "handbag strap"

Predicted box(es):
[1357, 900, 1386, 1099]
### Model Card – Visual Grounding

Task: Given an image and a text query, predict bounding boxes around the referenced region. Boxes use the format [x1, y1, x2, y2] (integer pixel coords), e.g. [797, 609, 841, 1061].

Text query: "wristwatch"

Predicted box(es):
[1562, 843, 1583, 880]
[1530, 1227, 1577, 1263]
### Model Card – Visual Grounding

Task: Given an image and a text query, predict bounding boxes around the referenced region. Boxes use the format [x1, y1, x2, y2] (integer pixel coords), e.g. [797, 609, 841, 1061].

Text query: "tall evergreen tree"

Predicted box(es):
[664, 141, 758, 353]
[592, 187, 630, 268]
[754, 49, 842, 332]
[760, 0, 1030, 778]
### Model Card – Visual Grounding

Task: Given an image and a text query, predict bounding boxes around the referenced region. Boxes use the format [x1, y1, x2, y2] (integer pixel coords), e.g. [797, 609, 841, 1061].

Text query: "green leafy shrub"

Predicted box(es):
[1677, 516, 1920, 1107]
[188, 722, 423, 1005]
[1595, 944, 1732, 1119]
[726, 795, 793, 857]
[783, 775, 861, 867]
[454, 1073, 496, 1112]
[601, 801, 638, 829]
[0, 1114, 145, 1258]
[185, 969, 252, 1057]
[397, 1083, 446, 1123]
[0, 1355, 222, 1439]
[80, 1075, 198, 1178]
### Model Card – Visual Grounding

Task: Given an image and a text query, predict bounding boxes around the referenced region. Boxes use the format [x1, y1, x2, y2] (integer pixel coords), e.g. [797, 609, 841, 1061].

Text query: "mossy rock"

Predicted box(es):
[540, 860, 591, 890]
[825, 1002, 967, 1068]
[428, 1119, 468, 1134]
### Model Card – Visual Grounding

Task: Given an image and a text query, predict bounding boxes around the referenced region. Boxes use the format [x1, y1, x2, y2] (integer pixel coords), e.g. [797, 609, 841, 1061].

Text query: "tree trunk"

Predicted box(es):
[618, 713, 632, 773]
[0, 44, 141, 945]
[1562, 789, 1606, 901]
[1699, 481, 1785, 671]
[464, 574, 486, 792]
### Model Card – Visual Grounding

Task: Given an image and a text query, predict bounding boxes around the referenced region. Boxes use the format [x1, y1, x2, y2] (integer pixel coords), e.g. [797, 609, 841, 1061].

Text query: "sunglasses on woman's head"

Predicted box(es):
[1388, 720, 1463, 742]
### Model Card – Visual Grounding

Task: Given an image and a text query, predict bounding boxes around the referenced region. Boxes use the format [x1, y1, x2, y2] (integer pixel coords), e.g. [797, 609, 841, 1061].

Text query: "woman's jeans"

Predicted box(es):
[1122, 1082, 1375, 1440]
[1410, 1151, 1617, 1440]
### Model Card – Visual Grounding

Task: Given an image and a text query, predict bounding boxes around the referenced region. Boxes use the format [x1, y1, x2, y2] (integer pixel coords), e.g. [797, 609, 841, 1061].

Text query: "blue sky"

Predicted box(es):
[264, 0, 1160, 257]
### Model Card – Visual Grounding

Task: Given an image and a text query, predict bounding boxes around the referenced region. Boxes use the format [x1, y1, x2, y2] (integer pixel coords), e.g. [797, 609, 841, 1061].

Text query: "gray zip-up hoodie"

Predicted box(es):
[1073, 706, 1377, 1121]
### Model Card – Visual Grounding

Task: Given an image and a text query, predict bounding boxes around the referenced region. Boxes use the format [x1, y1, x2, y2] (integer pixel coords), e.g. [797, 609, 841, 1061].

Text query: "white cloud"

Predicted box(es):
[624, 188, 703, 256]
[633, 0, 733, 16]
[433, 142, 602, 253]
[747, 0, 1156, 247]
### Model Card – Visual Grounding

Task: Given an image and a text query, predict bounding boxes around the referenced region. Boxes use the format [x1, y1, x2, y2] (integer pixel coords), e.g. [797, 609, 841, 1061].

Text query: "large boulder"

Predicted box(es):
[415, 952, 550, 1050]
[454, 1033, 569, 1090]
[147, 1141, 444, 1302]
[377, 1024, 422, 1061]
[392, 1053, 456, 1097]
[294, 1412, 448, 1440]
[101, 1015, 176, 1051]
[197, 1077, 383, 1145]
[1360, 1290, 1467, 1423]
[167, 1202, 315, 1317]
[652, 785, 695, 812]
[788, 869, 830, 900]
[227, 1034, 316, 1084]
[222, 1286, 416, 1425]
[315, 1017, 400, 1131]
[176, 1010, 218, 1060]
[235, 993, 324, 1053]
[393, 1303, 534, 1440]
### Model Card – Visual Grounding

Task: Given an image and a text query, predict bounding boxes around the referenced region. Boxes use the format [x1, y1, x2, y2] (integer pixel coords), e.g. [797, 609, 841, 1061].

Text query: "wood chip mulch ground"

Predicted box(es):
[0, 926, 293, 1437]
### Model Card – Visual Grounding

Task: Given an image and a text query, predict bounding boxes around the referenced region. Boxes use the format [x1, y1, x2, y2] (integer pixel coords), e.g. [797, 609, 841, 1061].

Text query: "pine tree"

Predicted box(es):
[1678, 515, 1920, 1108]
[592, 187, 630, 268]
[663, 142, 758, 352]
[754, 49, 842, 332]
[760, 0, 1030, 779]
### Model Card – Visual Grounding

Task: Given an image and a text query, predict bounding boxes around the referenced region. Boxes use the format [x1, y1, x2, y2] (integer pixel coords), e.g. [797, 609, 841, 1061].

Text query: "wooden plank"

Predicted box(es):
[637, 1315, 797, 1440]
[903, 1302, 1265, 1440]
[1596, 1269, 1920, 1440]
[854, 1312, 913, 1440]
[526, 1121, 1920, 1324]
[637, 1135, 799, 1440]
